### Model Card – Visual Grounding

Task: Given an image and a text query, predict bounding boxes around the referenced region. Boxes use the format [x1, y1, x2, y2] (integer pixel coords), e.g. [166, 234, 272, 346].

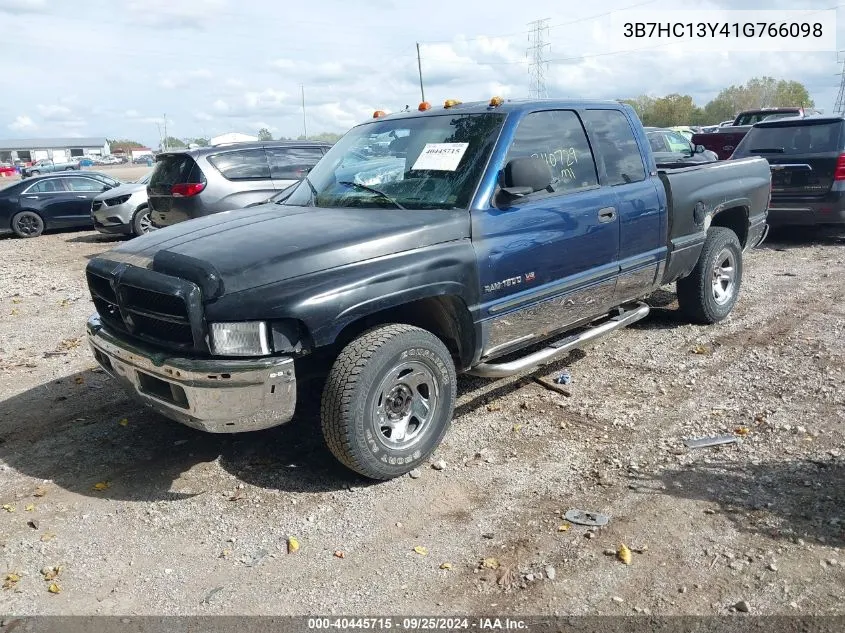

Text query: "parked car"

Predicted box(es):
[20, 158, 81, 178]
[730, 114, 845, 226]
[91, 171, 154, 236]
[147, 140, 330, 227]
[0, 162, 16, 177]
[78, 157, 95, 167]
[85, 98, 771, 480]
[692, 107, 819, 160]
[0, 172, 121, 237]
[646, 127, 719, 165]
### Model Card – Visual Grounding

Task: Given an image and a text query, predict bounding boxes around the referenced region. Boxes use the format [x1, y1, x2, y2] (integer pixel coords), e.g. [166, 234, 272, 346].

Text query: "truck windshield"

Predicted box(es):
[282, 112, 505, 210]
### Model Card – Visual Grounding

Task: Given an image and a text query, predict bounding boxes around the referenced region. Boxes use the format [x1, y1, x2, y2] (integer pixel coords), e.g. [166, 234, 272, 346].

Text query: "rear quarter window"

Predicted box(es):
[265, 146, 324, 180]
[207, 149, 270, 181]
[582, 109, 647, 186]
[150, 154, 203, 187]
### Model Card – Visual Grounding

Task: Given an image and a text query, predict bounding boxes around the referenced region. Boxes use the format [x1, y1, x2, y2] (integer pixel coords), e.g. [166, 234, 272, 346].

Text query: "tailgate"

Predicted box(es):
[768, 156, 837, 197]
[735, 120, 843, 199]
[147, 152, 203, 214]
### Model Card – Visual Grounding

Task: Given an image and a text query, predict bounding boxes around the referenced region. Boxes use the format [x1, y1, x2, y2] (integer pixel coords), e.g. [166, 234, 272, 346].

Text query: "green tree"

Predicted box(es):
[108, 139, 146, 154]
[257, 128, 273, 141]
[294, 132, 342, 143]
[190, 137, 210, 147]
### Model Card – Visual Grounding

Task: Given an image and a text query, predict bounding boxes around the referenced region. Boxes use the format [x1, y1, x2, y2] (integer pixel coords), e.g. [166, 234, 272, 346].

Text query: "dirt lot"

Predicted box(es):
[0, 218, 843, 616]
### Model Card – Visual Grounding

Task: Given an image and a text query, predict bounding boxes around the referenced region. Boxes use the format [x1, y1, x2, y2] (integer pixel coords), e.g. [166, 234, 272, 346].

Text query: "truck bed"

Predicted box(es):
[658, 157, 771, 283]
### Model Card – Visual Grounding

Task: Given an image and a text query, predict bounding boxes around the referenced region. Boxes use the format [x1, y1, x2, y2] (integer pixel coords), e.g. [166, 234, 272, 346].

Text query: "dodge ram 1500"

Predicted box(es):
[84, 98, 771, 480]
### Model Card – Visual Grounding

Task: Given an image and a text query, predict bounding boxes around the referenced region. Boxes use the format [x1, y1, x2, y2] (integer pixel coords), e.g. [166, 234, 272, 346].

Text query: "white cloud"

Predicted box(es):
[0, 0, 839, 145]
[8, 115, 36, 131]
[36, 104, 73, 120]
[0, 0, 47, 15]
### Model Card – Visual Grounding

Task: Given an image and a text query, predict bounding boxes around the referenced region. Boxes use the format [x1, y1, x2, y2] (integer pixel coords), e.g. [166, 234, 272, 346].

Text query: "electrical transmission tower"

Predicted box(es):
[835, 51, 845, 115]
[527, 18, 550, 99]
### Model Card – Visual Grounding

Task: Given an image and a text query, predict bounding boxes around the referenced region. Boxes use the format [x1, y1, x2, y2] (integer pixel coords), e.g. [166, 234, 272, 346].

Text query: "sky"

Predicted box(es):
[0, 0, 841, 148]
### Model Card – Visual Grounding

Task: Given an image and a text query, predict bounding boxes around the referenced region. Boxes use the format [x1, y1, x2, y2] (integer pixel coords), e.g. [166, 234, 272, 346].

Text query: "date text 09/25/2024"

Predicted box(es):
[307, 618, 528, 630]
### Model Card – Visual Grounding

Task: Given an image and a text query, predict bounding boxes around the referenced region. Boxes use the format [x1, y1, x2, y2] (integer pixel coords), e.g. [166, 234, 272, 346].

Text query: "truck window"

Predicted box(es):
[582, 110, 646, 186]
[505, 110, 598, 192]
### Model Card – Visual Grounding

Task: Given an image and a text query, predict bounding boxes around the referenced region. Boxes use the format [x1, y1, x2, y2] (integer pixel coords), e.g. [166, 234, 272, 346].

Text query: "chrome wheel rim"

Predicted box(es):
[371, 360, 439, 450]
[138, 211, 152, 234]
[16, 215, 40, 236]
[712, 248, 736, 305]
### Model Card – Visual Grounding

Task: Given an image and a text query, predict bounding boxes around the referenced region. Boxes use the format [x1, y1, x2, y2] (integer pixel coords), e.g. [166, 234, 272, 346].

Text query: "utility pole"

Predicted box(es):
[155, 122, 163, 151]
[162, 113, 168, 150]
[416, 42, 426, 103]
[835, 51, 845, 115]
[301, 85, 307, 140]
[526, 18, 550, 99]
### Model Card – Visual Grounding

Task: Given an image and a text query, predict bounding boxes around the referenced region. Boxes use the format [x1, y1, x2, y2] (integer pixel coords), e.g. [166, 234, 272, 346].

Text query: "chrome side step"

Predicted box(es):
[468, 302, 650, 378]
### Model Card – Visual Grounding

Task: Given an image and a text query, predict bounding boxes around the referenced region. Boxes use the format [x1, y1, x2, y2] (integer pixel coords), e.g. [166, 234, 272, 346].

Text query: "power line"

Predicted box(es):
[527, 18, 550, 98]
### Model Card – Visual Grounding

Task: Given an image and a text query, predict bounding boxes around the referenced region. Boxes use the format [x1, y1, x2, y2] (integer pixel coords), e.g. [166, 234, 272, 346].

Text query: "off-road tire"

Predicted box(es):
[11, 211, 44, 238]
[320, 324, 457, 480]
[677, 226, 743, 324]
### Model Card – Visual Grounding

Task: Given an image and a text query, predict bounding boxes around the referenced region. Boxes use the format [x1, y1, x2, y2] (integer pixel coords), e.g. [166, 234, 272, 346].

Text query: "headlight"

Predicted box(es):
[209, 321, 271, 356]
[106, 194, 131, 206]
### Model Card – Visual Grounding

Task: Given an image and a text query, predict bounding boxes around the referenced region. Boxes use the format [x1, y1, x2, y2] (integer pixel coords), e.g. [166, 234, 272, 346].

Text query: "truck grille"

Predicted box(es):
[86, 263, 203, 351]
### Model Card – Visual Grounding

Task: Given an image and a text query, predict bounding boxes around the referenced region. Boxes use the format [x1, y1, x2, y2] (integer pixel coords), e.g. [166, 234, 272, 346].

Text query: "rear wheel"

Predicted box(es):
[320, 324, 457, 480]
[30, 170, 40, 176]
[131, 205, 152, 236]
[677, 226, 742, 324]
[11, 211, 44, 238]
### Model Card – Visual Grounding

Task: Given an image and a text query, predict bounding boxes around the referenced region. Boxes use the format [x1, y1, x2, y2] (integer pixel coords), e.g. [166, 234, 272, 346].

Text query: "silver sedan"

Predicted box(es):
[91, 171, 153, 236]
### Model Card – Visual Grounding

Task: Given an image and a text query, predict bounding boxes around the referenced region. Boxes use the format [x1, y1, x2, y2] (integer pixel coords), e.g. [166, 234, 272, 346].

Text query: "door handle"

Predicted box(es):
[76, 195, 88, 198]
[598, 207, 617, 223]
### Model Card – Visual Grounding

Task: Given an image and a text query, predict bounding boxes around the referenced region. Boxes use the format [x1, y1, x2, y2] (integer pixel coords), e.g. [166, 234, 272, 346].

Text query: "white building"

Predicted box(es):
[0, 137, 110, 165]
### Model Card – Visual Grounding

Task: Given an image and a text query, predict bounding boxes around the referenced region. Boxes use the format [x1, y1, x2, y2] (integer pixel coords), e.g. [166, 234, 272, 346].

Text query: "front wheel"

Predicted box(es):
[677, 226, 743, 324]
[320, 324, 457, 480]
[131, 206, 152, 236]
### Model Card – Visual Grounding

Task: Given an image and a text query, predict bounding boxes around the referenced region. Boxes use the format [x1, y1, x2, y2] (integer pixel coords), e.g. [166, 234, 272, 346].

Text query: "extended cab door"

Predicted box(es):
[582, 108, 666, 304]
[473, 109, 621, 359]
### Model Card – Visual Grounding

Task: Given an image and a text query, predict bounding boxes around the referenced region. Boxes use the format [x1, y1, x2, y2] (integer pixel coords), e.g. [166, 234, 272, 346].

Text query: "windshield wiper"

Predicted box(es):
[750, 147, 785, 153]
[337, 181, 406, 210]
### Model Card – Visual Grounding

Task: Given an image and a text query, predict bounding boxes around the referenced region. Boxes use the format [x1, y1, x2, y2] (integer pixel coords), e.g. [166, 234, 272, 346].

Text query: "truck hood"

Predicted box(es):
[99, 203, 470, 297]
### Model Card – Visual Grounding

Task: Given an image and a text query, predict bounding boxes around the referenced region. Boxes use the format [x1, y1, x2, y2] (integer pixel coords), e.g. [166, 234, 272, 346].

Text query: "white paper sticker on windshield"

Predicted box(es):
[411, 143, 469, 171]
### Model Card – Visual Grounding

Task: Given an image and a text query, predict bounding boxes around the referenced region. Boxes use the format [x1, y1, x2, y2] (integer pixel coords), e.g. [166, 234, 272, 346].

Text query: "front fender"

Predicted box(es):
[204, 239, 481, 348]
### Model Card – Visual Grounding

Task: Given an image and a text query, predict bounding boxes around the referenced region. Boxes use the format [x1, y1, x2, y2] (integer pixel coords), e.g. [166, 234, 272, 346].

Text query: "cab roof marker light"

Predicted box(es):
[489, 96, 504, 107]
[373, 110, 387, 118]
[443, 99, 462, 109]
[418, 102, 431, 111]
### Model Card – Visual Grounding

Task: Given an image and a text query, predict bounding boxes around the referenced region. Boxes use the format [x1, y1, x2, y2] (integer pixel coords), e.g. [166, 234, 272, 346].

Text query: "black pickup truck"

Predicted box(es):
[84, 98, 771, 480]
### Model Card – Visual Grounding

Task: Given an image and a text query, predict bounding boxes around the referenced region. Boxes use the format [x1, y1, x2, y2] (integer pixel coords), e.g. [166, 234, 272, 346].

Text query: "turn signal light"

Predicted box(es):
[418, 102, 431, 111]
[489, 96, 504, 107]
[443, 99, 461, 108]
[373, 110, 387, 118]
[171, 182, 206, 197]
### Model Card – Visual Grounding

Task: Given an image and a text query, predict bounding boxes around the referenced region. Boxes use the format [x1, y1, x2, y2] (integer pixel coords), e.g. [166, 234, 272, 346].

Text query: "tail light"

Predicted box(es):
[171, 182, 206, 197]
[833, 153, 845, 181]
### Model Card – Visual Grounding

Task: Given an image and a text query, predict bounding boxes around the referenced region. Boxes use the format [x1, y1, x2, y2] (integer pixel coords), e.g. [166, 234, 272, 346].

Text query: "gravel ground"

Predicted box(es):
[0, 220, 843, 616]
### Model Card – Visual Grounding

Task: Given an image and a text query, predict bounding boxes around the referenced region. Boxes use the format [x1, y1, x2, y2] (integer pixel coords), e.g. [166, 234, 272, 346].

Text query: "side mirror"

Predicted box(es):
[695, 144, 706, 154]
[501, 156, 553, 198]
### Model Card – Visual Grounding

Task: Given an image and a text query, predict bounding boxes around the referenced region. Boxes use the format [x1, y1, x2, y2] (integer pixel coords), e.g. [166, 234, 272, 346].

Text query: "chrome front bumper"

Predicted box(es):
[86, 314, 296, 433]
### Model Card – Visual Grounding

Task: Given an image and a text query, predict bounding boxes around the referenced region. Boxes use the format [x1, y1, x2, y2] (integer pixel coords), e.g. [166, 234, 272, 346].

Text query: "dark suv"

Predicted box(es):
[731, 115, 845, 226]
[148, 140, 330, 227]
